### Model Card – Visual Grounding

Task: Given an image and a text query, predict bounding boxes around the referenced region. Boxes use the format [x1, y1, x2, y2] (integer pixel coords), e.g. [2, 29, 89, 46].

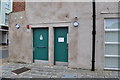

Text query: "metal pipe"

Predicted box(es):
[91, 0, 96, 71]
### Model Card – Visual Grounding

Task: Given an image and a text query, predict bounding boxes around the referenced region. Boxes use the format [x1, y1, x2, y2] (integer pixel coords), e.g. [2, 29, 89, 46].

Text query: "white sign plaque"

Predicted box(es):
[40, 35, 43, 40]
[58, 37, 64, 42]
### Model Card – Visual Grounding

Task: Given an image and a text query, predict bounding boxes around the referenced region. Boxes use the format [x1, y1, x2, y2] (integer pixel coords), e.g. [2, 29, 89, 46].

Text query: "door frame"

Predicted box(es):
[32, 27, 49, 64]
[104, 18, 120, 70]
[30, 23, 70, 66]
[53, 26, 69, 66]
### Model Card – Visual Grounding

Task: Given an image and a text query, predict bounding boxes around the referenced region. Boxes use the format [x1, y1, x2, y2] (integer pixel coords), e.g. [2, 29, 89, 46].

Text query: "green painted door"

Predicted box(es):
[54, 27, 68, 62]
[33, 28, 48, 61]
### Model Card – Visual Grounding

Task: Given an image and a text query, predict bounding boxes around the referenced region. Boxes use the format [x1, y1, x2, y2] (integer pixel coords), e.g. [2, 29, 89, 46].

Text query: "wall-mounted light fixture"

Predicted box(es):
[15, 24, 20, 29]
[73, 17, 79, 27]
[73, 21, 79, 27]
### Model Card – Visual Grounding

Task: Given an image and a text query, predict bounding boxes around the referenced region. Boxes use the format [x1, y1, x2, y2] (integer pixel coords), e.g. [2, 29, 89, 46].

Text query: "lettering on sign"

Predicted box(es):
[58, 37, 64, 42]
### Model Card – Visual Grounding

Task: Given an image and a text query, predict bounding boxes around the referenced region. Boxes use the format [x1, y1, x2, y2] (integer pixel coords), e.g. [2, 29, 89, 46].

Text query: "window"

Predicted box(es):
[5, 13, 9, 25]
[5, 0, 10, 9]
[104, 19, 120, 70]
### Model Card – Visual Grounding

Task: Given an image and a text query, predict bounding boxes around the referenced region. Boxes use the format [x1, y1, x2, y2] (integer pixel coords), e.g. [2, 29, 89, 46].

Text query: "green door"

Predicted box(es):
[54, 27, 68, 63]
[33, 28, 48, 61]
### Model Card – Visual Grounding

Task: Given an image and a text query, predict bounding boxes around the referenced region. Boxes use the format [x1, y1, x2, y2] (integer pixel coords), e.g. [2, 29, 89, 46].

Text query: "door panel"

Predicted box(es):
[33, 28, 48, 61]
[54, 27, 68, 62]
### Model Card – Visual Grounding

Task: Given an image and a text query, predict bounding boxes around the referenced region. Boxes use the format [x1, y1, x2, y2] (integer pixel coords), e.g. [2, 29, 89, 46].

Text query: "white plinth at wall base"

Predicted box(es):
[34, 60, 68, 66]
[104, 68, 120, 70]
[34, 60, 49, 65]
[55, 61, 68, 66]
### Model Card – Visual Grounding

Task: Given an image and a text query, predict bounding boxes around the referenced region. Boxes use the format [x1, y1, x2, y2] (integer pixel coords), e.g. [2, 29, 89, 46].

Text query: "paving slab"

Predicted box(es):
[0, 62, 119, 78]
[61, 73, 78, 78]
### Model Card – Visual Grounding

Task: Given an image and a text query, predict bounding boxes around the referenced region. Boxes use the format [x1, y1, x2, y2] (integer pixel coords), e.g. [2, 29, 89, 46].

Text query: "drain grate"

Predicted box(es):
[12, 67, 31, 74]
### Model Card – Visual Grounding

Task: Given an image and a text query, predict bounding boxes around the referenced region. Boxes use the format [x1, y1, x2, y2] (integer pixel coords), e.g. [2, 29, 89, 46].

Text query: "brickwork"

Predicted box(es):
[13, 0, 25, 12]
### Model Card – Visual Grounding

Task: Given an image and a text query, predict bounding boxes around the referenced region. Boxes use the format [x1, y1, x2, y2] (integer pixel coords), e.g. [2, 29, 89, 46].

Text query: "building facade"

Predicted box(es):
[0, 0, 12, 45]
[0, 0, 12, 61]
[9, 1, 120, 70]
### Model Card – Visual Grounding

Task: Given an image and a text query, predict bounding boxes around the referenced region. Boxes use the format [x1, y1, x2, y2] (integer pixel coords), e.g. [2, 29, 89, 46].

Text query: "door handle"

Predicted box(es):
[36, 46, 46, 48]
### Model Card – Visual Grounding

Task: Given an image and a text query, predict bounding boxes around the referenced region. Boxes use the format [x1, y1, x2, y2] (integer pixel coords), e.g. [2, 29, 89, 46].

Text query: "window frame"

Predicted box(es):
[104, 18, 120, 69]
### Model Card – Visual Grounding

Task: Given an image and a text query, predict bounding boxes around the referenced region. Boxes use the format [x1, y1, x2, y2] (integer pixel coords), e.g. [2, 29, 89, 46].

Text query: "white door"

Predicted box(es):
[104, 19, 120, 70]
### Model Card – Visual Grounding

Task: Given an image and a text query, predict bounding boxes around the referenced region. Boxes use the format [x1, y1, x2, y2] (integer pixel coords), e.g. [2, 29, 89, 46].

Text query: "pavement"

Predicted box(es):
[0, 62, 120, 78]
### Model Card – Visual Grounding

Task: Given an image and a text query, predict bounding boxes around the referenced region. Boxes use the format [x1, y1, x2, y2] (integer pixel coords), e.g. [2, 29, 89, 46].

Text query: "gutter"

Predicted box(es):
[91, 0, 96, 71]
